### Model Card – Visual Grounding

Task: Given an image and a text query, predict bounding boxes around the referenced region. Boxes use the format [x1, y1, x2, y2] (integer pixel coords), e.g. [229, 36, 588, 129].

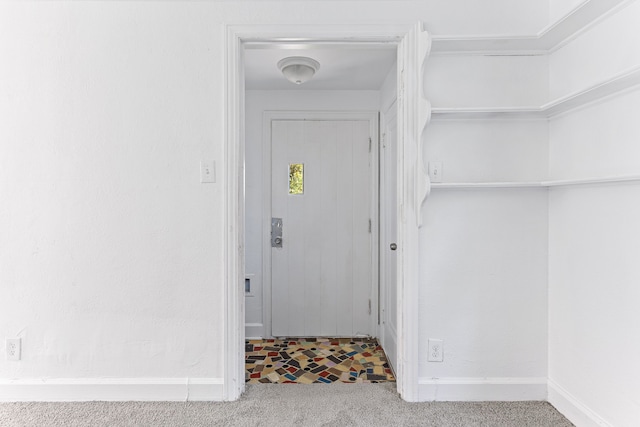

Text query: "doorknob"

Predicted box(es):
[390, 243, 397, 251]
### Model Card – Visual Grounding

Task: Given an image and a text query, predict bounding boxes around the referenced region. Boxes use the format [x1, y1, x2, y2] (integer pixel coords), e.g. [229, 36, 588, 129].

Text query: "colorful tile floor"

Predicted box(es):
[245, 337, 395, 384]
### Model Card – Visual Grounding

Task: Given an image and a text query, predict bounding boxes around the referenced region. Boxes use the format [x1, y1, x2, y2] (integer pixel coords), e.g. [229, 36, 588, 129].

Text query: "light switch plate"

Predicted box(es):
[429, 161, 443, 183]
[200, 161, 216, 183]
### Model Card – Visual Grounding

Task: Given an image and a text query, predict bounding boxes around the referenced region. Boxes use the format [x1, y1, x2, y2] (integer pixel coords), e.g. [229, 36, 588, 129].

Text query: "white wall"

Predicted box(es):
[419, 53, 549, 398]
[10, 0, 634, 407]
[420, 189, 549, 376]
[548, 183, 640, 427]
[0, 0, 551, 392]
[549, 0, 640, 100]
[424, 119, 548, 183]
[426, 55, 549, 108]
[547, 2, 640, 425]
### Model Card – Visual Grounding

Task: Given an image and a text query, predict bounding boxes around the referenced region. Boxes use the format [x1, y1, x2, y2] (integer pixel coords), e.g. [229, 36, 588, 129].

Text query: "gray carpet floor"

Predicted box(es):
[0, 383, 574, 427]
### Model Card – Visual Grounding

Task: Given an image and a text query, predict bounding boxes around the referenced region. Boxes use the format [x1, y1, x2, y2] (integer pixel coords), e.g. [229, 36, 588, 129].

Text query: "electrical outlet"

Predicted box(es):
[428, 338, 443, 362]
[6, 338, 21, 361]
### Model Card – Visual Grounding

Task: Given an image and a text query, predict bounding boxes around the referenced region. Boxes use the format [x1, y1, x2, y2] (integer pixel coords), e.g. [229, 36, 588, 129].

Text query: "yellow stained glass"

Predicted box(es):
[289, 163, 304, 195]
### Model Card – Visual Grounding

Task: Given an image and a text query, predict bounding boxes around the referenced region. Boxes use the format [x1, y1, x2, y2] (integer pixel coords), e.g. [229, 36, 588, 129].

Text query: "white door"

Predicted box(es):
[271, 119, 373, 337]
[379, 103, 398, 371]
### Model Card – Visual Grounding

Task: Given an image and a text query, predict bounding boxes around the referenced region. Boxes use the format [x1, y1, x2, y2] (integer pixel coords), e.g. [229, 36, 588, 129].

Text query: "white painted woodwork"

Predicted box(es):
[396, 21, 431, 402]
[225, 24, 245, 401]
[431, 0, 630, 54]
[431, 65, 640, 120]
[270, 119, 372, 337]
[430, 175, 640, 189]
[379, 102, 398, 372]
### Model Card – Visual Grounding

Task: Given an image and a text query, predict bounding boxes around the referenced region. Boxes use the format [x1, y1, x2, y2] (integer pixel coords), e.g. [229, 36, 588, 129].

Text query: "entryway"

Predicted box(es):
[245, 338, 395, 384]
[225, 22, 431, 401]
[266, 114, 379, 338]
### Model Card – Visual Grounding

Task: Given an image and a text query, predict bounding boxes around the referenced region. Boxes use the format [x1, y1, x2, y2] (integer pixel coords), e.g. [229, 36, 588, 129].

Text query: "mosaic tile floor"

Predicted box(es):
[245, 337, 395, 384]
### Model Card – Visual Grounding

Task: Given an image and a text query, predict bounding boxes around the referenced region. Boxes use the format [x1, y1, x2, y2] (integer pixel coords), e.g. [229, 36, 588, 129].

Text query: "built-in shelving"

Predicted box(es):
[431, 66, 640, 120]
[430, 174, 640, 189]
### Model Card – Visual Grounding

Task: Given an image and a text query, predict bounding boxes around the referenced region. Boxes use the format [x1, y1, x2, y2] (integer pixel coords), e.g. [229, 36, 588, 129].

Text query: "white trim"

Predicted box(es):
[224, 23, 245, 402]
[431, 66, 640, 120]
[432, 182, 546, 189]
[549, 0, 636, 54]
[0, 378, 224, 402]
[545, 66, 640, 118]
[395, 21, 430, 402]
[261, 110, 380, 338]
[545, 174, 640, 187]
[548, 379, 613, 427]
[431, 0, 632, 54]
[418, 377, 547, 402]
[245, 323, 264, 339]
[430, 174, 640, 189]
[225, 23, 419, 402]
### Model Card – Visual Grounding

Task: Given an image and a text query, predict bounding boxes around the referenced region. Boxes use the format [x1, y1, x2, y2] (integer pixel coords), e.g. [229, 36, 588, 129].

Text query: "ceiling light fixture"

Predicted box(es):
[277, 56, 320, 85]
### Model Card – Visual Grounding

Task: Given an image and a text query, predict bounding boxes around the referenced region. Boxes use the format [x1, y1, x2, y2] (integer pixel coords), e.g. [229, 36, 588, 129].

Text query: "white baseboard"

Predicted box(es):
[548, 379, 612, 427]
[245, 323, 264, 339]
[0, 378, 224, 402]
[418, 377, 547, 401]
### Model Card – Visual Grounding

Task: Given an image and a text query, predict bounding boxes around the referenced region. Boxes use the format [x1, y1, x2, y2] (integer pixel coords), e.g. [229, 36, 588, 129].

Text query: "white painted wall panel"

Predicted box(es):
[425, 119, 548, 183]
[425, 55, 549, 108]
[548, 4, 640, 424]
[419, 190, 549, 379]
[549, 184, 640, 427]
[549, 0, 640, 100]
[549, 88, 640, 181]
[0, 1, 225, 380]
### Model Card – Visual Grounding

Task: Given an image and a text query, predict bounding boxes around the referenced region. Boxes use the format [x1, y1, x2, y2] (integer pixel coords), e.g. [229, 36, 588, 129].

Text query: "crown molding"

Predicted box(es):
[431, 0, 633, 55]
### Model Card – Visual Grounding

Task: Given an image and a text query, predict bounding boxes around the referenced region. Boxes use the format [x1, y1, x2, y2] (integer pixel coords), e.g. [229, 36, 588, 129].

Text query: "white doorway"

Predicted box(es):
[225, 23, 431, 402]
[264, 112, 379, 338]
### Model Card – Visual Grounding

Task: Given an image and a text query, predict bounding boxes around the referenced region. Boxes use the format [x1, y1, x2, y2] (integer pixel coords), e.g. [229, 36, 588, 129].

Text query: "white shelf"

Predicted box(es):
[430, 175, 640, 189]
[431, 182, 544, 189]
[431, 66, 640, 120]
[544, 174, 640, 187]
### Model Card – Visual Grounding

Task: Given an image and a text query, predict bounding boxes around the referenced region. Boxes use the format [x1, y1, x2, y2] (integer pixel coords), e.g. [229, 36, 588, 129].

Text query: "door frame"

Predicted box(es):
[261, 111, 380, 339]
[379, 99, 399, 372]
[224, 23, 426, 402]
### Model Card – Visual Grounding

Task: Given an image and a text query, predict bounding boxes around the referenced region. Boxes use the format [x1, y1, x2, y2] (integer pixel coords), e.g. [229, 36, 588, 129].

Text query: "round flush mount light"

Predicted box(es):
[277, 56, 321, 85]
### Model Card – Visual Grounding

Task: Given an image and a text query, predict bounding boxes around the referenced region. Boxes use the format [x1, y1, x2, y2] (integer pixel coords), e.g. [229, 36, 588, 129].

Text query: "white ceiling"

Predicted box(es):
[244, 44, 397, 90]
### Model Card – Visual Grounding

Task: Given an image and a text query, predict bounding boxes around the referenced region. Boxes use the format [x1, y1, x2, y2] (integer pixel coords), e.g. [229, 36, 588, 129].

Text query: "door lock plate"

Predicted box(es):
[271, 218, 283, 248]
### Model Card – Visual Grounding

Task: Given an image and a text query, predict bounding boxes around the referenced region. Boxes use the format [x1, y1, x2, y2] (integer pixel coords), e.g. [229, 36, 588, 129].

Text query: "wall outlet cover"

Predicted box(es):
[428, 338, 443, 362]
[6, 338, 21, 361]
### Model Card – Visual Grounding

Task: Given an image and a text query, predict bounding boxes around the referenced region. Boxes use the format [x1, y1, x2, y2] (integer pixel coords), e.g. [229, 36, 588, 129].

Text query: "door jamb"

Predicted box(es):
[261, 111, 380, 339]
[224, 23, 420, 402]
